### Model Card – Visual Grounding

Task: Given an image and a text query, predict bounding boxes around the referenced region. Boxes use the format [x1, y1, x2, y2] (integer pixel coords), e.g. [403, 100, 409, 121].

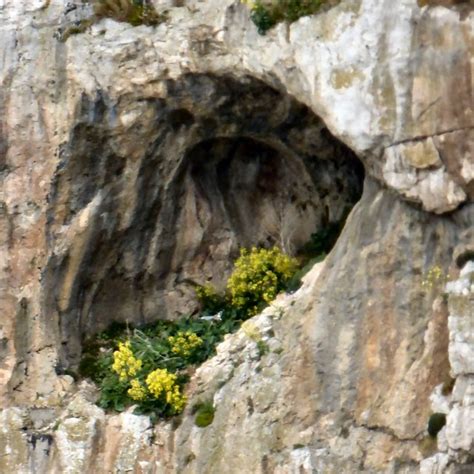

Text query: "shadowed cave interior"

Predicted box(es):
[44, 74, 365, 368]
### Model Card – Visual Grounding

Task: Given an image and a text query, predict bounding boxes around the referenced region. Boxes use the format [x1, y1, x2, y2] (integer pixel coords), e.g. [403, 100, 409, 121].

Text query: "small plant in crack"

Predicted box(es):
[421, 265, 449, 292]
[256, 340, 270, 357]
[59, 0, 166, 42]
[91, 0, 166, 26]
[286, 213, 350, 292]
[193, 400, 216, 428]
[243, 0, 336, 35]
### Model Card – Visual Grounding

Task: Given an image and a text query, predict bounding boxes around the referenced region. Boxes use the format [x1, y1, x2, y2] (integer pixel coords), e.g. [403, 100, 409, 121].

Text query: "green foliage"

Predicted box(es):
[59, 1, 166, 42]
[286, 216, 349, 292]
[195, 284, 226, 315]
[249, 2, 278, 34]
[81, 246, 305, 419]
[256, 340, 269, 357]
[80, 314, 242, 417]
[245, 0, 330, 35]
[227, 247, 298, 318]
[91, 0, 166, 27]
[301, 219, 346, 258]
[428, 413, 447, 438]
[286, 253, 326, 292]
[193, 400, 216, 428]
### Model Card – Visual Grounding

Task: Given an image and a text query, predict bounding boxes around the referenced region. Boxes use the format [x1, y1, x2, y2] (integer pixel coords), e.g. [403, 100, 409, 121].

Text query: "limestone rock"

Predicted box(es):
[422, 262, 474, 472]
[0, 0, 473, 472]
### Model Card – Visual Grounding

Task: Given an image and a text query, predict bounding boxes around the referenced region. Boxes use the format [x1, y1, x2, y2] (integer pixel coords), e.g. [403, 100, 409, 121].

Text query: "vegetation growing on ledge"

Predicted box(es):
[227, 247, 299, 317]
[91, 0, 166, 27]
[243, 0, 332, 35]
[80, 226, 344, 419]
[80, 316, 242, 418]
[193, 400, 216, 428]
[59, 0, 166, 42]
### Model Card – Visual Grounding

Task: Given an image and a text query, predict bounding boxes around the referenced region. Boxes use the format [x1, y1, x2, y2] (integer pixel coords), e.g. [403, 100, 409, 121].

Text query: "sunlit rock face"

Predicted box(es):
[0, 0, 472, 472]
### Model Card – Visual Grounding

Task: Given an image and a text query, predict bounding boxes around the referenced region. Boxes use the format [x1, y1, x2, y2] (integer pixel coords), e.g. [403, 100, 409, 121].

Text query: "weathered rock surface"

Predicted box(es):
[421, 262, 474, 474]
[0, 0, 472, 472]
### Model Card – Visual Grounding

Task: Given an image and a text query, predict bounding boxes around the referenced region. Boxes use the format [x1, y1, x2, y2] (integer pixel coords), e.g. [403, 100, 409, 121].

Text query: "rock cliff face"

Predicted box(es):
[0, 0, 472, 472]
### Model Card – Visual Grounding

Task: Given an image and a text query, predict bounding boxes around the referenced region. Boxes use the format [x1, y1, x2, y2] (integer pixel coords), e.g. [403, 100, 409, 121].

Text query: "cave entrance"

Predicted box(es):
[46, 74, 364, 367]
[175, 136, 363, 295]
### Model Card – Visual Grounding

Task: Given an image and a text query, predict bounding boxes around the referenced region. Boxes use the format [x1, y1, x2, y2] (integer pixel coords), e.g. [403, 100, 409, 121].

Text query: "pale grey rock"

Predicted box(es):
[425, 262, 474, 472]
[445, 405, 474, 452]
[429, 384, 451, 415]
[0, 408, 30, 474]
[0, 0, 473, 472]
[420, 453, 450, 474]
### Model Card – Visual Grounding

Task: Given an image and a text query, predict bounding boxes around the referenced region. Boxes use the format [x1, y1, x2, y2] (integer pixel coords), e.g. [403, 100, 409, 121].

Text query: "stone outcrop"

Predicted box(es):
[421, 262, 474, 474]
[0, 0, 472, 472]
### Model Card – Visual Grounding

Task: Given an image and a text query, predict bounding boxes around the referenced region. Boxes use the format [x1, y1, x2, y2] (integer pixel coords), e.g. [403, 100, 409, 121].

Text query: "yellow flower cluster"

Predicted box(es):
[127, 379, 147, 401]
[112, 341, 143, 381]
[195, 284, 217, 302]
[422, 265, 446, 291]
[195, 284, 222, 311]
[146, 368, 186, 413]
[227, 247, 298, 315]
[168, 331, 203, 358]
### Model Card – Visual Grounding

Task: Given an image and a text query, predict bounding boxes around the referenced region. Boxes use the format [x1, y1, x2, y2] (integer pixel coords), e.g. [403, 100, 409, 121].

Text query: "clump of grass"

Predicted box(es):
[193, 400, 216, 428]
[418, 436, 438, 457]
[59, 0, 166, 42]
[256, 340, 269, 357]
[92, 0, 166, 26]
[286, 215, 349, 292]
[244, 0, 333, 35]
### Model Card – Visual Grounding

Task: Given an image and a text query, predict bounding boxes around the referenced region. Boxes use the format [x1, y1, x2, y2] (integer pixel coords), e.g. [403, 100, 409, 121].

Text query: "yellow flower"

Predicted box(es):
[227, 247, 298, 316]
[168, 331, 203, 358]
[422, 265, 447, 291]
[146, 368, 186, 413]
[112, 341, 143, 381]
[127, 379, 147, 401]
[242, 0, 256, 8]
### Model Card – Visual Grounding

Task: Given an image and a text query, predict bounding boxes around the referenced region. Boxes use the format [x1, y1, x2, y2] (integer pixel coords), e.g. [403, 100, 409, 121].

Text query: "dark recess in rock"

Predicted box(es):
[43, 74, 364, 368]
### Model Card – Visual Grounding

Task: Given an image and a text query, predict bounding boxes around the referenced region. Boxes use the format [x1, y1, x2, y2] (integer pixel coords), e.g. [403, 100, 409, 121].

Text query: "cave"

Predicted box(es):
[45, 74, 364, 367]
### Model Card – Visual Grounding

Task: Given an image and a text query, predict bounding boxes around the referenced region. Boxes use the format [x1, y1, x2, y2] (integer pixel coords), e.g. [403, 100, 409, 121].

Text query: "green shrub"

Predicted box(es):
[81, 246, 300, 419]
[244, 0, 331, 35]
[193, 400, 216, 428]
[249, 2, 278, 34]
[227, 247, 298, 317]
[195, 284, 226, 315]
[80, 314, 242, 418]
[59, 0, 166, 42]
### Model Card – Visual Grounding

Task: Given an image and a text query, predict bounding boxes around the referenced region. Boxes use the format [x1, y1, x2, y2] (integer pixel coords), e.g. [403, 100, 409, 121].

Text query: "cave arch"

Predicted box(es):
[45, 74, 364, 367]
